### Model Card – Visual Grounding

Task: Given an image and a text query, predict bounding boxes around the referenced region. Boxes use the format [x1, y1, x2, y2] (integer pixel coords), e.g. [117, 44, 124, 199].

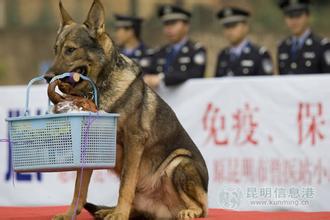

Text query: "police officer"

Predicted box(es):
[215, 6, 274, 77]
[144, 5, 207, 88]
[114, 14, 153, 72]
[277, 0, 330, 74]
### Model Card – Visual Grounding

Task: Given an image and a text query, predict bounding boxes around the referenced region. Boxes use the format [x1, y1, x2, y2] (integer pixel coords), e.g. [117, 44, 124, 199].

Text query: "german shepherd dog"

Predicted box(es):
[45, 1, 208, 219]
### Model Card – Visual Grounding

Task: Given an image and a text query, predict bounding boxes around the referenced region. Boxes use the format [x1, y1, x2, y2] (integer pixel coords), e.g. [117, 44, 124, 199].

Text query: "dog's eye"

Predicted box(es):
[65, 47, 77, 55]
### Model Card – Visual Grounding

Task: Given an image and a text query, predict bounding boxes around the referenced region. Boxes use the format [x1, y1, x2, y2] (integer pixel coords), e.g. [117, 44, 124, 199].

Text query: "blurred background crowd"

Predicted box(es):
[0, 0, 329, 85]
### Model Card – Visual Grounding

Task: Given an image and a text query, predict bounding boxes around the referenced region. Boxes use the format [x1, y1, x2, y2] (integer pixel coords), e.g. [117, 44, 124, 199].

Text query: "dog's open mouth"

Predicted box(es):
[59, 66, 89, 85]
[72, 66, 88, 76]
[57, 66, 92, 97]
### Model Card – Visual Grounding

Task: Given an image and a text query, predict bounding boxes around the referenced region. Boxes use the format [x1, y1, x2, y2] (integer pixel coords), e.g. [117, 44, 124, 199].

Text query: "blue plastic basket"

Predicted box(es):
[6, 73, 118, 172]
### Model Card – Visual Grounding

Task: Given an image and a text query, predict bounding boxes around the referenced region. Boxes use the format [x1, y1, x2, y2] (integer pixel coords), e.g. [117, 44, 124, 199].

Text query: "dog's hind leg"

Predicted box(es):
[52, 169, 93, 220]
[172, 159, 208, 220]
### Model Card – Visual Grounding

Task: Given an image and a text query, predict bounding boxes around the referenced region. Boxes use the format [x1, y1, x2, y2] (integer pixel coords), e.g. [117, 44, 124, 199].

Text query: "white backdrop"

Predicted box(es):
[1, 75, 330, 211]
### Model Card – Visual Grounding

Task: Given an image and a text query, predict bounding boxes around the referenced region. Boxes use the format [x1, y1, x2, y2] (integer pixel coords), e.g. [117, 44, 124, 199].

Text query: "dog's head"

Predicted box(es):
[45, 0, 116, 93]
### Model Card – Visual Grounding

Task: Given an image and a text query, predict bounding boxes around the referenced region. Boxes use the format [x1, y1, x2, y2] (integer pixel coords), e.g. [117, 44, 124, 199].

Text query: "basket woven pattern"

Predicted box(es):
[8, 114, 117, 172]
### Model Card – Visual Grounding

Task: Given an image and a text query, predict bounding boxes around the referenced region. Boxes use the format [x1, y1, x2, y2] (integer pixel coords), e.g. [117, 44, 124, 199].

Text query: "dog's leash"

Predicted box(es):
[2, 113, 98, 220]
[2, 121, 91, 220]
[72, 112, 99, 220]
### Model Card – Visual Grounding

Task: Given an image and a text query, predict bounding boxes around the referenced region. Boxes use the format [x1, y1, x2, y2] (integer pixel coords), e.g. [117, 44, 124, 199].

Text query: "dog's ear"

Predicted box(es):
[59, 0, 74, 27]
[84, 0, 105, 37]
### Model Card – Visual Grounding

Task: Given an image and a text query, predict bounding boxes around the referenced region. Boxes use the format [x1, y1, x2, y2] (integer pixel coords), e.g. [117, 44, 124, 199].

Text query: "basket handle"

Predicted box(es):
[24, 73, 98, 116]
[24, 76, 48, 116]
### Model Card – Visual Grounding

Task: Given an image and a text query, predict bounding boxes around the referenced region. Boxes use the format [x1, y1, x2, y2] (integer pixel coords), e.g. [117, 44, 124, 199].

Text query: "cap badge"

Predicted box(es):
[164, 6, 172, 14]
[224, 8, 232, 17]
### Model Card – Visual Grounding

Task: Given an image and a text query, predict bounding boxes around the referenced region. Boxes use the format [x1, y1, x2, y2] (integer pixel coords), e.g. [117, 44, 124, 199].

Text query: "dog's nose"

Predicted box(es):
[44, 72, 56, 83]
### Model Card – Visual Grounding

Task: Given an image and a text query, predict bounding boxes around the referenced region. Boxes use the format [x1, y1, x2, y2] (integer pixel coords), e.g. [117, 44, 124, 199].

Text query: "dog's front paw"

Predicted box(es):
[95, 208, 115, 219]
[104, 212, 129, 220]
[177, 209, 201, 220]
[52, 214, 72, 220]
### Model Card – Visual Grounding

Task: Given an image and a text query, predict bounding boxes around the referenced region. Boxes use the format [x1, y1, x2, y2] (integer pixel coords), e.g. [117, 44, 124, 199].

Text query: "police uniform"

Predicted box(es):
[149, 5, 207, 86]
[277, 0, 330, 74]
[216, 42, 274, 77]
[215, 7, 274, 77]
[114, 15, 153, 73]
[120, 43, 154, 73]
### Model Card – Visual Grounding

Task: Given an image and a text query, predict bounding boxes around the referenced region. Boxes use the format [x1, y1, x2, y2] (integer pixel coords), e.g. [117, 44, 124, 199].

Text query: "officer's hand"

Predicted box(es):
[143, 74, 162, 89]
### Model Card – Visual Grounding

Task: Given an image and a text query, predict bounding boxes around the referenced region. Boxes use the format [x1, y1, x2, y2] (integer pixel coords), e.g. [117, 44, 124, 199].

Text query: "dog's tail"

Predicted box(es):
[84, 202, 111, 216]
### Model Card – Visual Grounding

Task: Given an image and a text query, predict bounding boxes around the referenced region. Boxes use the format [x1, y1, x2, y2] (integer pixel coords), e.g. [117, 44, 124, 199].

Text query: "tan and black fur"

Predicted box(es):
[45, 1, 208, 219]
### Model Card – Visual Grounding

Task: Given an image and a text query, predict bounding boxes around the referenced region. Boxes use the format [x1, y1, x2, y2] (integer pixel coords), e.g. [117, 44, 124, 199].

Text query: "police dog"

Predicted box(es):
[45, 1, 208, 219]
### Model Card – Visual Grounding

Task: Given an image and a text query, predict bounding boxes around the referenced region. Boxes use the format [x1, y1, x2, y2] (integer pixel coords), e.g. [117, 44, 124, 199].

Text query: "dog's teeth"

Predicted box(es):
[72, 67, 86, 75]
